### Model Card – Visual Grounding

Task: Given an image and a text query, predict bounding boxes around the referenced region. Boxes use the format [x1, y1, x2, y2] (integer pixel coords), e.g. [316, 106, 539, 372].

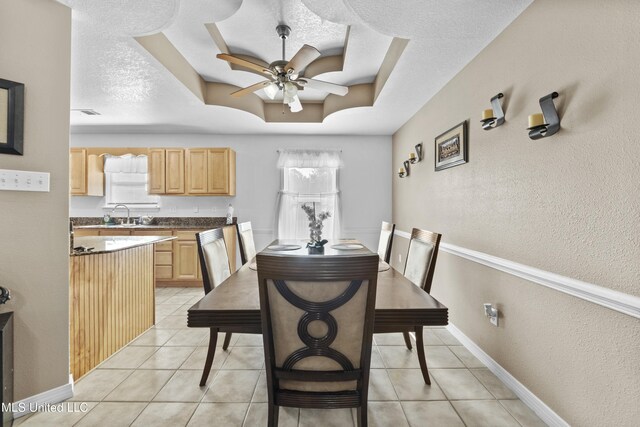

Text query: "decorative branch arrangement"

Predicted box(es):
[301, 202, 330, 251]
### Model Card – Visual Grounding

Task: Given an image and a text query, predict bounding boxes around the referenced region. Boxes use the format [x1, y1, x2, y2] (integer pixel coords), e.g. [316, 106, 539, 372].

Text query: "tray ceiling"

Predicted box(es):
[64, 0, 532, 135]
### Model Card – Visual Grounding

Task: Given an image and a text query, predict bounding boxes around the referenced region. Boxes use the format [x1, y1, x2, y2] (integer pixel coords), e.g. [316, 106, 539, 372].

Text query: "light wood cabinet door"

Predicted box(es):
[173, 240, 199, 280]
[86, 154, 105, 196]
[186, 149, 208, 194]
[165, 149, 185, 194]
[207, 149, 229, 194]
[69, 148, 87, 195]
[148, 149, 166, 194]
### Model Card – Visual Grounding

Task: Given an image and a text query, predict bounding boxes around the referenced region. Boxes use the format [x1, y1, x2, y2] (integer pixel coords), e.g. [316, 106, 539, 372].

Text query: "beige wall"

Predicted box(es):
[391, 0, 640, 425]
[0, 0, 71, 400]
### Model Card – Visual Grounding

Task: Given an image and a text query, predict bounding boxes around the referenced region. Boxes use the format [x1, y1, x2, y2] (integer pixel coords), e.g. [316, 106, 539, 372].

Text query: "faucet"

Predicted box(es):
[111, 204, 131, 225]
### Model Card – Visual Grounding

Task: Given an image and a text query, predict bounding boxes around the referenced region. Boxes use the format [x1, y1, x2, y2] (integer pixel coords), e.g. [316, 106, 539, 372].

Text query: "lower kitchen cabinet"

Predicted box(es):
[73, 226, 236, 287]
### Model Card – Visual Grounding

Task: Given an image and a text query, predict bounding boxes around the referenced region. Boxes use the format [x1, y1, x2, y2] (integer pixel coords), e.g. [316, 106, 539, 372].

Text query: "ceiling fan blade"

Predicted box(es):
[285, 44, 321, 74]
[230, 81, 274, 98]
[216, 53, 274, 76]
[297, 78, 349, 96]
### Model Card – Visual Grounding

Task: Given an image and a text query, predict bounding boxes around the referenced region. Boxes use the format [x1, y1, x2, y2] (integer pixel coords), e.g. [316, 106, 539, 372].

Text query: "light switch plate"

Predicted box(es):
[0, 169, 50, 192]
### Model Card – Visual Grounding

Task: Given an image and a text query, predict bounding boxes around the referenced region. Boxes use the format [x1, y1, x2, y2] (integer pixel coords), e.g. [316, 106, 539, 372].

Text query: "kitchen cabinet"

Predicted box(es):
[133, 230, 173, 279]
[148, 149, 166, 194]
[69, 148, 87, 195]
[71, 225, 236, 287]
[165, 149, 185, 194]
[186, 148, 236, 195]
[69, 149, 104, 196]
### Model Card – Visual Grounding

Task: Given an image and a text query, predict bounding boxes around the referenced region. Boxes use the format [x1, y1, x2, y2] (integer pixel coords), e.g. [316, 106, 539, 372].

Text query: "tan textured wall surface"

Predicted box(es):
[0, 0, 71, 399]
[391, 0, 640, 425]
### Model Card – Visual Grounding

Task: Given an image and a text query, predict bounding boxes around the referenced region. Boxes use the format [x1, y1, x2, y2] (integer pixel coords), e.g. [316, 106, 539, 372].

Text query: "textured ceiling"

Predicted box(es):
[65, 0, 532, 135]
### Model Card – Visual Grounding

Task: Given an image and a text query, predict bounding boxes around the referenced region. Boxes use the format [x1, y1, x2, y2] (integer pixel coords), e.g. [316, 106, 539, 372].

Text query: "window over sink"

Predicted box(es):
[103, 154, 160, 209]
[276, 149, 342, 240]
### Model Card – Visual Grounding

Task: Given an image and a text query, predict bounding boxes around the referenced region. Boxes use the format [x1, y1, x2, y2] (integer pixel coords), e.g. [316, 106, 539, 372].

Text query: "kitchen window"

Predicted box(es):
[103, 154, 159, 209]
[276, 149, 342, 240]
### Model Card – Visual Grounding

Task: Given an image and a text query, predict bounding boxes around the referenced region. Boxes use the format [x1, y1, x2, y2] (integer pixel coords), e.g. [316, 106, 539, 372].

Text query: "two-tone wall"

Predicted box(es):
[0, 0, 71, 401]
[391, 0, 640, 425]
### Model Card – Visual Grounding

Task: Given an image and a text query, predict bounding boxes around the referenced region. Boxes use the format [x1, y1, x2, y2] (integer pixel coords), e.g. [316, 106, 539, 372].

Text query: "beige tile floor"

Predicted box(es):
[17, 287, 547, 426]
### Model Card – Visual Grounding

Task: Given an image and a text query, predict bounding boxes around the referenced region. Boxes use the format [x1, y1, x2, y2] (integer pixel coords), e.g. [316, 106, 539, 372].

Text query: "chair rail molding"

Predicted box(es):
[394, 230, 640, 319]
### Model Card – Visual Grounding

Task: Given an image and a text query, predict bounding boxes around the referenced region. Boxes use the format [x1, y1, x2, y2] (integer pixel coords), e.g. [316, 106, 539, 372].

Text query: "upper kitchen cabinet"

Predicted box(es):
[69, 149, 104, 196]
[69, 148, 87, 195]
[186, 148, 236, 195]
[148, 149, 166, 194]
[166, 149, 185, 194]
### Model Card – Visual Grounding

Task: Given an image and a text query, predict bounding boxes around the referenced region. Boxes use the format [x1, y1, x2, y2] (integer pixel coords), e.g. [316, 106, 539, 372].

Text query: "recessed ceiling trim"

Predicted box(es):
[135, 32, 206, 102]
[136, 26, 407, 123]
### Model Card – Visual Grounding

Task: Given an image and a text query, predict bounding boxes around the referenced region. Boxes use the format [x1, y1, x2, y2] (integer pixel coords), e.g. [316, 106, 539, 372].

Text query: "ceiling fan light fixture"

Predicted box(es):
[288, 95, 303, 113]
[263, 82, 279, 100]
[282, 82, 298, 104]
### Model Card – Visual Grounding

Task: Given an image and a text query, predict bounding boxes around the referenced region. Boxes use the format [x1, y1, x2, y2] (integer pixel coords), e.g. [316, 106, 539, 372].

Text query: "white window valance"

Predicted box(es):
[276, 149, 343, 169]
[103, 154, 148, 173]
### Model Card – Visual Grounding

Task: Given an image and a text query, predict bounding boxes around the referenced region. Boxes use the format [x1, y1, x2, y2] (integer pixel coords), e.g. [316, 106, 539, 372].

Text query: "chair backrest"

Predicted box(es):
[376, 221, 396, 263]
[256, 252, 379, 406]
[196, 228, 231, 294]
[403, 228, 442, 293]
[236, 221, 257, 266]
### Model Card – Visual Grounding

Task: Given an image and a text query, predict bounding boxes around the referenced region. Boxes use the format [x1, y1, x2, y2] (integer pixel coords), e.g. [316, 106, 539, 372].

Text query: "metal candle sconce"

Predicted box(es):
[410, 143, 423, 164]
[528, 92, 560, 140]
[480, 93, 505, 130]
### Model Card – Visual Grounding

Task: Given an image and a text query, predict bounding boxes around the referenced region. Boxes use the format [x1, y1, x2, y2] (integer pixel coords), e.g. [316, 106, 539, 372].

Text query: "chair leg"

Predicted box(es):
[200, 328, 219, 387]
[402, 331, 413, 350]
[356, 403, 368, 427]
[414, 326, 430, 385]
[222, 332, 233, 350]
[268, 403, 279, 427]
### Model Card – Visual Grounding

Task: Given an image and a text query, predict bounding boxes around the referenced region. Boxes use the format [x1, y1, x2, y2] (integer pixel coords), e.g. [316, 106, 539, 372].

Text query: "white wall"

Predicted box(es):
[70, 133, 392, 250]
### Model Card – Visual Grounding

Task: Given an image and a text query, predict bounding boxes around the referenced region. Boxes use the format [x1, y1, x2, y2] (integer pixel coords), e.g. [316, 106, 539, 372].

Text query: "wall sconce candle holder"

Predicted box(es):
[403, 160, 411, 177]
[410, 143, 423, 163]
[480, 93, 505, 130]
[528, 92, 560, 140]
[398, 167, 406, 178]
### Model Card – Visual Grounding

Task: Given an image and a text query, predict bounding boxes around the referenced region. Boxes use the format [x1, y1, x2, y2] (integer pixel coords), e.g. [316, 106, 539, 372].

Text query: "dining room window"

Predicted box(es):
[276, 149, 342, 241]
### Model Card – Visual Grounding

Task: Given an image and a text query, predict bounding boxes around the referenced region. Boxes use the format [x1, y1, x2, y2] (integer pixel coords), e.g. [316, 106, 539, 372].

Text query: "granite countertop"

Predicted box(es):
[71, 236, 176, 257]
[71, 216, 236, 230]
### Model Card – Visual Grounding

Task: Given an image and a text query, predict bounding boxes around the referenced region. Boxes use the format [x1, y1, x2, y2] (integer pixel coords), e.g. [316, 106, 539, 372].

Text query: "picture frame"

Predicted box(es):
[434, 120, 467, 171]
[0, 78, 25, 156]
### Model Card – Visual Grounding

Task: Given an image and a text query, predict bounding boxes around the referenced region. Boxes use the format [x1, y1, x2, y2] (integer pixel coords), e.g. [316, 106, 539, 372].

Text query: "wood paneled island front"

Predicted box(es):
[69, 235, 175, 379]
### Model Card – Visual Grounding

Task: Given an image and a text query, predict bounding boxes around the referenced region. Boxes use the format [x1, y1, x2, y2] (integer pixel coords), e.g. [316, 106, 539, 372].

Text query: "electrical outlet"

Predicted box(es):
[170, 206, 177, 213]
[397, 253, 402, 264]
[194, 206, 199, 213]
[483, 303, 499, 327]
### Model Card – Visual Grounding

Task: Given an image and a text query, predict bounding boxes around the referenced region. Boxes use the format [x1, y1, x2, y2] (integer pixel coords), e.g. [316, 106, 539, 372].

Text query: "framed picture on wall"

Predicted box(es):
[0, 78, 25, 156]
[434, 120, 467, 171]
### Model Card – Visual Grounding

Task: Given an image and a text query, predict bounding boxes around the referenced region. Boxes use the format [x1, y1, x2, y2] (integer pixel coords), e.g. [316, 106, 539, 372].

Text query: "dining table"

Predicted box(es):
[188, 239, 448, 348]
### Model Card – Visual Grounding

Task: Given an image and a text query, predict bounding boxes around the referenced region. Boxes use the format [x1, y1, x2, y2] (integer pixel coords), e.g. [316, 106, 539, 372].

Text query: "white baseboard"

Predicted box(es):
[445, 324, 569, 427]
[12, 374, 74, 418]
[394, 229, 640, 319]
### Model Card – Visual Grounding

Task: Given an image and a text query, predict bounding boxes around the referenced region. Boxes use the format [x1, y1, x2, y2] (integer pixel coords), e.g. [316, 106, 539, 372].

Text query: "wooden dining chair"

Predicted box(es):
[196, 228, 233, 386]
[236, 221, 257, 266]
[400, 227, 442, 384]
[256, 252, 379, 427]
[376, 221, 395, 263]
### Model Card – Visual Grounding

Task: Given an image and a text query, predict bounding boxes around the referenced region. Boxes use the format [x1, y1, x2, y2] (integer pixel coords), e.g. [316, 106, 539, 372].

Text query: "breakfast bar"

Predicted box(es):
[69, 235, 175, 379]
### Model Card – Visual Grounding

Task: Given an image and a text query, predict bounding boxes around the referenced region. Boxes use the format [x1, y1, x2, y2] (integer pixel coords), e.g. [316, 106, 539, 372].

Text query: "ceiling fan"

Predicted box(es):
[216, 24, 349, 113]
